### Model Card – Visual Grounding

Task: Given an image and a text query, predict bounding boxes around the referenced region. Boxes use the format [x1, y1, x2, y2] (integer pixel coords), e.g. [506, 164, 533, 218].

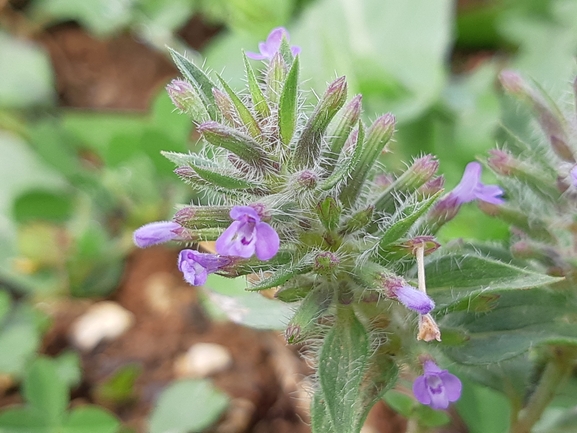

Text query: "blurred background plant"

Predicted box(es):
[1, 0, 577, 432]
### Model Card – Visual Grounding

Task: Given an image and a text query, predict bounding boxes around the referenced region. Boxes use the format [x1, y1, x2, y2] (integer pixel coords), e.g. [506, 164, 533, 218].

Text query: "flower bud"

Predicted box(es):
[314, 251, 340, 276]
[417, 175, 445, 197]
[285, 286, 333, 343]
[133, 221, 182, 248]
[293, 76, 348, 169]
[166, 79, 209, 122]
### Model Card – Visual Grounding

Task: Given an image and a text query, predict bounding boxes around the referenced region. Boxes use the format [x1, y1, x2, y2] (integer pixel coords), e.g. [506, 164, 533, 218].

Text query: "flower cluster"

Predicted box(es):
[131, 27, 480, 418]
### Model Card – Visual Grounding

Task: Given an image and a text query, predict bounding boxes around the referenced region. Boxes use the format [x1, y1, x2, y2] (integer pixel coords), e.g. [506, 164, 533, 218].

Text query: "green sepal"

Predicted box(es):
[168, 48, 219, 120]
[162, 151, 218, 168]
[243, 53, 271, 118]
[424, 253, 563, 308]
[317, 306, 369, 433]
[174, 206, 233, 230]
[316, 196, 342, 232]
[373, 155, 439, 215]
[278, 37, 296, 66]
[215, 74, 261, 139]
[191, 164, 268, 192]
[198, 122, 273, 171]
[373, 192, 441, 255]
[285, 285, 334, 344]
[292, 77, 347, 169]
[339, 206, 374, 235]
[265, 53, 285, 104]
[247, 255, 313, 291]
[278, 56, 299, 146]
[322, 95, 362, 174]
[320, 122, 365, 191]
[217, 250, 294, 277]
[174, 166, 248, 198]
[339, 115, 394, 208]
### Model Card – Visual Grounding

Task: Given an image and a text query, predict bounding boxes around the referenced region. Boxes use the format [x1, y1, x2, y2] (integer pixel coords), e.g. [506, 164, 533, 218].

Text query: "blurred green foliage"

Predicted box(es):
[1, 0, 577, 431]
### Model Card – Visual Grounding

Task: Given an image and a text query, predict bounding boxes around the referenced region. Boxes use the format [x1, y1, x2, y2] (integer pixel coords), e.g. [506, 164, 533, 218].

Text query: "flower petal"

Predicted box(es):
[215, 221, 243, 256]
[412, 376, 431, 405]
[439, 372, 462, 402]
[254, 222, 280, 260]
[246, 51, 267, 60]
[230, 205, 260, 221]
[428, 389, 450, 410]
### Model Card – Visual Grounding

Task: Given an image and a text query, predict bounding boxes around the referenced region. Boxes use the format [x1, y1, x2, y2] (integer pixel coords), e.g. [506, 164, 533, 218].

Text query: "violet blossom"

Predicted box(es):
[570, 165, 577, 187]
[384, 277, 435, 315]
[178, 249, 231, 286]
[215, 206, 279, 260]
[133, 221, 182, 248]
[449, 162, 504, 205]
[413, 360, 462, 410]
[246, 27, 300, 61]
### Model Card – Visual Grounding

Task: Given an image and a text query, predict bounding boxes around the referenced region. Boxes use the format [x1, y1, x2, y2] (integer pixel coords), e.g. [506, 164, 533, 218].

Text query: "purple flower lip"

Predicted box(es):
[178, 249, 231, 286]
[449, 161, 504, 205]
[413, 360, 462, 410]
[246, 27, 300, 61]
[215, 206, 280, 261]
[133, 221, 181, 248]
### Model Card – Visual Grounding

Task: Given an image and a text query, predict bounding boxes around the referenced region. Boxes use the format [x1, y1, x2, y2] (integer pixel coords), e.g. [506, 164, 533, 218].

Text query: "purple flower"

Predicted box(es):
[215, 206, 279, 260]
[413, 360, 462, 410]
[384, 277, 435, 315]
[133, 221, 182, 248]
[448, 162, 504, 205]
[570, 165, 577, 187]
[178, 249, 231, 286]
[246, 27, 300, 61]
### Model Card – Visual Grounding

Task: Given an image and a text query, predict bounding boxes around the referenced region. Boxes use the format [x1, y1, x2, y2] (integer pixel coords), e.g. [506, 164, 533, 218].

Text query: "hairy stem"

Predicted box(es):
[511, 347, 574, 433]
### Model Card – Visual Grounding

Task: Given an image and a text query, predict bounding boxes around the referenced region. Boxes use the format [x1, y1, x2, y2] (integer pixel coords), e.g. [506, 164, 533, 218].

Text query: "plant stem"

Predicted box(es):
[511, 347, 574, 433]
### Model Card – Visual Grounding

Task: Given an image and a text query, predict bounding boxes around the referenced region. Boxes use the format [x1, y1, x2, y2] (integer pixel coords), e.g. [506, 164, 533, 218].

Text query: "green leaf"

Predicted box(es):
[425, 253, 562, 307]
[149, 379, 228, 433]
[191, 164, 265, 191]
[374, 192, 440, 253]
[0, 33, 54, 108]
[23, 357, 68, 424]
[456, 378, 510, 433]
[440, 288, 577, 364]
[278, 56, 299, 145]
[315, 196, 342, 232]
[62, 407, 119, 433]
[13, 190, 74, 224]
[286, 286, 334, 343]
[247, 257, 314, 291]
[0, 407, 49, 433]
[215, 75, 261, 138]
[383, 390, 414, 417]
[53, 352, 82, 389]
[243, 53, 270, 118]
[0, 304, 41, 376]
[355, 352, 398, 428]
[318, 306, 369, 433]
[205, 275, 294, 330]
[167, 48, 218, 120]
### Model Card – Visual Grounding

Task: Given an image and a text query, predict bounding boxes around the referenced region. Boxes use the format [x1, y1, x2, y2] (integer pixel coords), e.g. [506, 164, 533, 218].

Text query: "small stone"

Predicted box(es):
[174, 343, 233, 378]
[70, 301, 134, 351]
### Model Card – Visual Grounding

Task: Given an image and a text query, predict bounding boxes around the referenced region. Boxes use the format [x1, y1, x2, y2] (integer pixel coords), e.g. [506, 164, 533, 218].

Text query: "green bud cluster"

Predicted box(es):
[162, 43, 454, 432]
